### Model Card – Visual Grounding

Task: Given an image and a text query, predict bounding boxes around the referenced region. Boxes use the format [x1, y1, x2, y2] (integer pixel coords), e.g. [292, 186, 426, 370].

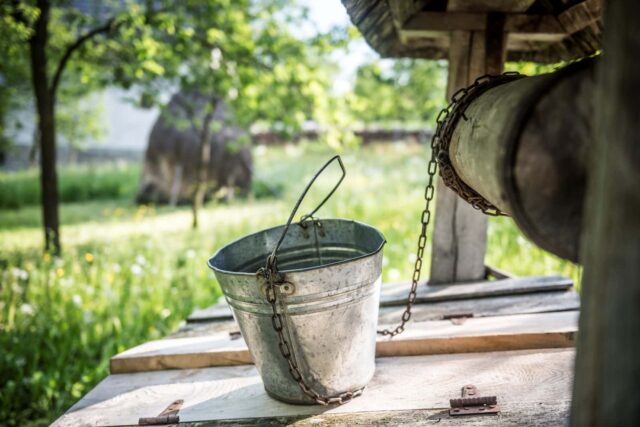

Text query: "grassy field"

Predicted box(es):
[0, 142, 580, 426]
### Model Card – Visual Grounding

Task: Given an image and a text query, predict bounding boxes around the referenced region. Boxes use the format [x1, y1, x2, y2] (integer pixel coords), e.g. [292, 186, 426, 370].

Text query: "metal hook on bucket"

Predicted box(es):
[268, 155, 346, 270]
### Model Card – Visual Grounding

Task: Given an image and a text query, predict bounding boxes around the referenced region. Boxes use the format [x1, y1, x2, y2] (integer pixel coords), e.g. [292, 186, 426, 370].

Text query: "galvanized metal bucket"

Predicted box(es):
[208, 156, 385, 404]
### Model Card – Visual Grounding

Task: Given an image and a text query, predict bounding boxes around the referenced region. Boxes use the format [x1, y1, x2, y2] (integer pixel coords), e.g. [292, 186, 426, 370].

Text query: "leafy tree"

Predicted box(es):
[1, 0, 345, 251]
[349, 59, 447, 127]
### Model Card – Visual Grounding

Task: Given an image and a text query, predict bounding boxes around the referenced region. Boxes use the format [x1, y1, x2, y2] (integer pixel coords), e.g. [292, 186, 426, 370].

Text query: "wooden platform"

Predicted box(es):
[55, 277, 580, 426]
[55, 349, 575, 427]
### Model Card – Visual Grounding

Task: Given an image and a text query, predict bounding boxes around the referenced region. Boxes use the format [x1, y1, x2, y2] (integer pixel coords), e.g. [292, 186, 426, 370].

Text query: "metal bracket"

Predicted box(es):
[138, 399, 183, 425]
[449, 385, 499, 416]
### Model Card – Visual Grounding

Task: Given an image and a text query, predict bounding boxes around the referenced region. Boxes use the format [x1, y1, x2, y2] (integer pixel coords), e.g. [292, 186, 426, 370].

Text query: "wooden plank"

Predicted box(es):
[402, 12, 565, 36]
[181, 402, 571, 426]
[55, 348, 575, 426]
[556, 0, 601, 35]
[447, 0, 536, 13]
[381, 276, 573, 306]
[401, 1, 602, 38]
[188, 301, 232, 322]
[186, 279, 580, 324]
[379, 288, 580, 324]
[110, 311, 577, 374]
[571, 0, 640, 424]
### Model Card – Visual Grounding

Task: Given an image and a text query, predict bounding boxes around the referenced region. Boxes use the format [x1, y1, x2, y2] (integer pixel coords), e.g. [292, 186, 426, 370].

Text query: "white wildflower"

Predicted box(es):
[12, 268, 29, 280]
[20, 304, 34, 316]
[186, 249, 196, 259]
[135, 255, 147, 266]
[72, 294, 83, 306]
[131, 264, 143, 276]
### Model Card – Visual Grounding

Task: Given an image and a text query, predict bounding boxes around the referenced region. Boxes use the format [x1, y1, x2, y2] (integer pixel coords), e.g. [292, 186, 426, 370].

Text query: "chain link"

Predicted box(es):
[377, 71, 524, 336]
[257, 253, 364, 406]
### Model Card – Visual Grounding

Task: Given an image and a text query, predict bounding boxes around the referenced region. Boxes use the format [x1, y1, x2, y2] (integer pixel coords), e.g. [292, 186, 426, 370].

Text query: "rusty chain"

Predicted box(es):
[256, 72, 525, 405]
[257, 254, 364, 405]
[377, 71, 524, 337]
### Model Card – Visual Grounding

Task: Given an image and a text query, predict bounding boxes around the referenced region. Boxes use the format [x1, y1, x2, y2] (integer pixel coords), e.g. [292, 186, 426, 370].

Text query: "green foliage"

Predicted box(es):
[0, 163, 140, 209]
[0, 234, 220, 426]
[0, 143, 580, 425]
[505, 61, 562, 75]
[349, 59, 448, 126]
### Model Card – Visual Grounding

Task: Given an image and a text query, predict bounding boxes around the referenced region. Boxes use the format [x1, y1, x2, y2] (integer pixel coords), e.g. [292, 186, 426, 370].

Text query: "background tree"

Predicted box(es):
[348, 59, 447, 127]
[1, 0, 346, 251]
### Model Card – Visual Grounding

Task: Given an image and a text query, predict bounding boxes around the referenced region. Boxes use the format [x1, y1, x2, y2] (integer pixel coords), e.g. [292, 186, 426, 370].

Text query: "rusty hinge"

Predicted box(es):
[138, 399, 183, 425]
[449, 385, 499, 416]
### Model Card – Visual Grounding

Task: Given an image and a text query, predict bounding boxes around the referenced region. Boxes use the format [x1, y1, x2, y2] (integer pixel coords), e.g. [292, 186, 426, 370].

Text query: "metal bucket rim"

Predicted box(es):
[208, 218, 386, 277]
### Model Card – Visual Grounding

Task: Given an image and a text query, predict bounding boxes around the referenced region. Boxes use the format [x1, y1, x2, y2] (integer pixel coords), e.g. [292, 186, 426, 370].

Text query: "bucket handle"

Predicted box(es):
[260, 155, 363, 405]
[268, 155, 345, 267]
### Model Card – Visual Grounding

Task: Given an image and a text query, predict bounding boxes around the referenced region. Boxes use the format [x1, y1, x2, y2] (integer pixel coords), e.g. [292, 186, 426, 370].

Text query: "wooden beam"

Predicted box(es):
[400, 0, 601, 39]
[56, 349, 576, 426]
[448, 0, 536, 13]
[571, 0, 640, 424]
[110, 311, 578, 374]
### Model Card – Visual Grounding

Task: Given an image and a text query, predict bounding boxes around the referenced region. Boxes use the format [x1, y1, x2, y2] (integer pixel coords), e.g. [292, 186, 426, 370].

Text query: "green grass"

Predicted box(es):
[0, 142, 580, 426]
[0, 162, 141, 209]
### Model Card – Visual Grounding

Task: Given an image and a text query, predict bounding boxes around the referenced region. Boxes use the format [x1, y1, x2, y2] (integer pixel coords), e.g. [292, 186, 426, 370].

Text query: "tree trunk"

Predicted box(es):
[570, 0, 640, 424]
[29, 0, 61, 254]
[191, 105, 216, 229]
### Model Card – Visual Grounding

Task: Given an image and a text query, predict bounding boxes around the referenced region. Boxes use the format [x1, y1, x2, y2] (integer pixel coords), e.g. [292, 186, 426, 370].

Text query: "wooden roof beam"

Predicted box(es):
[400, 0, 601, 39]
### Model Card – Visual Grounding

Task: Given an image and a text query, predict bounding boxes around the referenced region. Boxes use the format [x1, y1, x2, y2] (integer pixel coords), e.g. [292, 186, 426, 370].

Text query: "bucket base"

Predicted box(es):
[265, 387, 316, 405]
[265, 386, 367, 405]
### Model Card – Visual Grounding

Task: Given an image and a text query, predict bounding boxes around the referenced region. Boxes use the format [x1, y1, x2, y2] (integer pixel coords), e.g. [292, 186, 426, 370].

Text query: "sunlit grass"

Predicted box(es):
[0, 141, 580, 425]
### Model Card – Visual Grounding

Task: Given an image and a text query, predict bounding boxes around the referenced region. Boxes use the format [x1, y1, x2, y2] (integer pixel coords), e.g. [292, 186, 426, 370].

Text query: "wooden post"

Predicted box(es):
[430, 17, 505, 284]
[571, 0, 640, 424]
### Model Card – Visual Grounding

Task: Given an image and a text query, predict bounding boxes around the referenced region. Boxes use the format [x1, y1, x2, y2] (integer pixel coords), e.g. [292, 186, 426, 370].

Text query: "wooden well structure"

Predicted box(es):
[54, 0, 640, 425]
[343, 0, 602, 284]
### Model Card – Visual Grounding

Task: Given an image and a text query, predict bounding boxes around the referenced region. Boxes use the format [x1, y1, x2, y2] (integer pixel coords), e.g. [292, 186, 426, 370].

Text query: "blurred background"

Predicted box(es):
[0, 1, 578, 425]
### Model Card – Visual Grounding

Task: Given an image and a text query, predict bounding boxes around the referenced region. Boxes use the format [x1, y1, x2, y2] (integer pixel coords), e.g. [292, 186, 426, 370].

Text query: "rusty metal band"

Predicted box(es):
[435, 72, 526, 217]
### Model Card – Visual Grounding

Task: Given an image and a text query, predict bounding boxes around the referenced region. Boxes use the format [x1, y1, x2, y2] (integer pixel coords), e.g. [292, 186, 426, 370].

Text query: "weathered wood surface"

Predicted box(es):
[380, 289, 580, 324]
[430, 22, 506, 284]
[448, 0, 536, 13]
[183, 403, 571, 426]
[56, 348, 575, 427]
[380, 275, 572, 306]
[342, 0, 603, 63]
[571, 0, 640, 424]
[110, 311, 578, 374]
[402, 0, 601, 36]
[448, 58, 595, 262]
[186, 286, 580, 325]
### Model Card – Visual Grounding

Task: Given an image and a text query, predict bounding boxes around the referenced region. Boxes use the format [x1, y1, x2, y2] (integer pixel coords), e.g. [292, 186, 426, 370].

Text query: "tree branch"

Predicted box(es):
[49, 17, 117, 97]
